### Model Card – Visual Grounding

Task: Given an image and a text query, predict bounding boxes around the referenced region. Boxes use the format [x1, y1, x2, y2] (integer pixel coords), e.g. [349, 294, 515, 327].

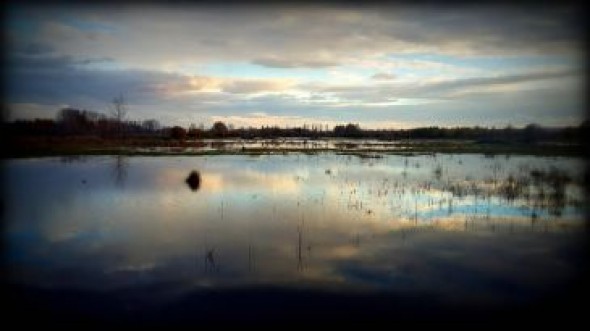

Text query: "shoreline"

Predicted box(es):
[4, 145, 585, 158]
[4, 136, 585, 158]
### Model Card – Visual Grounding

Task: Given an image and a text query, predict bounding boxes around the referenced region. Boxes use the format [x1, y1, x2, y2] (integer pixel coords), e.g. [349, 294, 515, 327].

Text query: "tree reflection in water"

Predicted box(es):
[112, 155, 128, 188]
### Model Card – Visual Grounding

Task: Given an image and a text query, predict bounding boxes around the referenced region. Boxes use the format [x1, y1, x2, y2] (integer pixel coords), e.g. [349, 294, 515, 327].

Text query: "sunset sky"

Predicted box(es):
[4, 3, 586, 129]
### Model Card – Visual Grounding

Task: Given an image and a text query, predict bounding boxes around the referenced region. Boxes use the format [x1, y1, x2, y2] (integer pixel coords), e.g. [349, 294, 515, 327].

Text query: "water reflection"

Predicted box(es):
[111, 155, 128, 187]
[3, 154, 587, 314]
[204, 249, 217, 273]
[60, 155, 88, 163]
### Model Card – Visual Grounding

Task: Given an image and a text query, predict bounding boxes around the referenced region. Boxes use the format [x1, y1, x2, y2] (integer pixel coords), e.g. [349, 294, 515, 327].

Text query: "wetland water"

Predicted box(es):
[4, 153, 588, 323]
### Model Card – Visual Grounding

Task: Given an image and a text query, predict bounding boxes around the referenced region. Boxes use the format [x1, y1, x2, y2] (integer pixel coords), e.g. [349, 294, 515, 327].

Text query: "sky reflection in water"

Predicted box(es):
[4, 154, 587, 306]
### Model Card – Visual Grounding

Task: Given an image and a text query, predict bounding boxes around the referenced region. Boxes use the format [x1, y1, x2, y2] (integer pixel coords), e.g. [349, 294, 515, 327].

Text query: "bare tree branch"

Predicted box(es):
[111, 93, 127, 123]
[110, 93, 127, 137]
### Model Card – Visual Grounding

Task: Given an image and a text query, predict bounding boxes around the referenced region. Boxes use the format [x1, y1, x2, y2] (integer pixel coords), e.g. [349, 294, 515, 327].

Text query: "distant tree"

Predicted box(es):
[111, 93, 127, 137]
[187, 123, 203, 139]
[347, 123, 362, 137]
[142, 119, 160, 132]
[111, 94, 127, 122]
[56, 107, 105, 134]
[333, 125, 345, 136]
[211, 121, 228, 138]
[170, 126, 187, 140]
[500, 124, 515, 142]
[578, 120, 589, 143]
[9, 118, 57, 136]
[333, 123, 362, 138]
[523, 123, 540, 143]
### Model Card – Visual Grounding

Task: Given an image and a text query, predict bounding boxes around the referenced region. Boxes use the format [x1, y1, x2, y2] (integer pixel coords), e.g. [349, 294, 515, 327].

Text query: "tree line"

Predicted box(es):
[4, 108, 161, 137]
[3, 106, 586, 144]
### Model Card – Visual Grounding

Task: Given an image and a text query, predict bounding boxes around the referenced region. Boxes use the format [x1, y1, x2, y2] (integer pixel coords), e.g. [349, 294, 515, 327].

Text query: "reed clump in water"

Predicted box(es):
[186, 170, 201, 191]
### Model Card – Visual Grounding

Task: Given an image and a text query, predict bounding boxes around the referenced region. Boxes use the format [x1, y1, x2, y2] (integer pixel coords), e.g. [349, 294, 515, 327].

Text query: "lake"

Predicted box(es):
[4, 153, 588, 324]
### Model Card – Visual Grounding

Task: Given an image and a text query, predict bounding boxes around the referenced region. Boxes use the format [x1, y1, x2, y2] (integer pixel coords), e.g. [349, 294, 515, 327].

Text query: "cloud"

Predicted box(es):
[252, 56, 340, 68]
[5, 45, 583, 128]
[145, 76, 223, 96]
[4, 51, 303, 121]
[5, 52, 187, 108]
[156, 77, 296, 97]
[409, 68, 580, 98]
[371, 72, 396, 80]
[221, 79, 296, 94]
[77, 57, 114, 65]
[353, 58, 485, 79]
[142, 75, 297, 96]
[6, 102, 70, 121]
[4, 3, 585, 128]
[8, 3, 582, 71]
[305, 68, 579, 101]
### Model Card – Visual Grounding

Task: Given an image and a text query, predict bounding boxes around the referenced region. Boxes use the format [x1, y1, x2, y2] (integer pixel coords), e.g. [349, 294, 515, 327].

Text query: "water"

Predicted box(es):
[136, 137, 414, 153]
[4, 153, 588, 323]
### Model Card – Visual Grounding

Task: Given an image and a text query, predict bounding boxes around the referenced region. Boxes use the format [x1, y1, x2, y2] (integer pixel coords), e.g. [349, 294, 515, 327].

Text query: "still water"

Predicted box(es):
[4, 153, 588, 321]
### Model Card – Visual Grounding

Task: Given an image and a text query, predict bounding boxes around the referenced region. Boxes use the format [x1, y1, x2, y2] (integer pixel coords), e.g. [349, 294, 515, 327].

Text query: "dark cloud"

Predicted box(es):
[6, 54, 73, 73]
[77, 57, 114, 65]
[5, 52, 186, 108]
[372, 5, 583, 55]
[16, 42, 55, 56]
[9, 3, 582, 69]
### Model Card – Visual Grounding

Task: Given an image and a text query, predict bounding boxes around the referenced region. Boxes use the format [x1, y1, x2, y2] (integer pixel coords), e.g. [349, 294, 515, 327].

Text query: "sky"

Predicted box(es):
[3, 2, 586, 129]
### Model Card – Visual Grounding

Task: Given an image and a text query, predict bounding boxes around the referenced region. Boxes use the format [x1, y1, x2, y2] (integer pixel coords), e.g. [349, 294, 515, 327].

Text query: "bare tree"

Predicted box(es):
[142, 119, 160, 132]
[111, 94, 127, 122]
[111, 93, 127, 137]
